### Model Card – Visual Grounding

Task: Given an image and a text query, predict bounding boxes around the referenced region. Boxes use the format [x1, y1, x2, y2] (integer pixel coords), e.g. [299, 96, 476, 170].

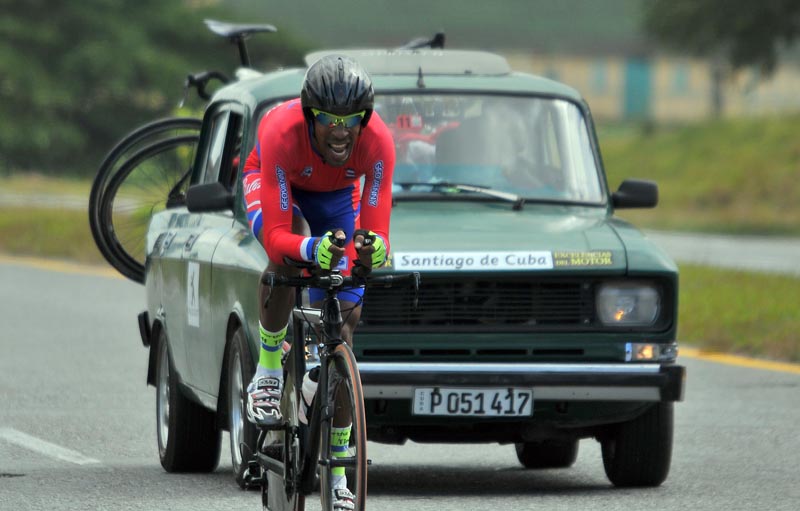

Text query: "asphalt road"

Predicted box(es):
[645, 230, 800, 276]
[1, 262, 799, 511]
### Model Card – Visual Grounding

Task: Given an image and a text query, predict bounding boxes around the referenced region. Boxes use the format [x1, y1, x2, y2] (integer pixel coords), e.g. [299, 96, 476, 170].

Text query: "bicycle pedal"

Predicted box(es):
[243, 461, 266, 487]
[257, 421, 287, 432]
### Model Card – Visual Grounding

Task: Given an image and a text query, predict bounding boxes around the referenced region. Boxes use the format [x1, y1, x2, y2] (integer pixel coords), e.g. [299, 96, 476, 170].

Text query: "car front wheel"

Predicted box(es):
[227, 326, 259, 488]
[601, 402, 673, 487]
[155, 329, 221, 472]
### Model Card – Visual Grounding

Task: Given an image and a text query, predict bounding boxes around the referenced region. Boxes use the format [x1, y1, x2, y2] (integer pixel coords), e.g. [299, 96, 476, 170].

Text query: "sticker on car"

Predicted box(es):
[393, 251, 553, 271]
[187, 262, 200, 327]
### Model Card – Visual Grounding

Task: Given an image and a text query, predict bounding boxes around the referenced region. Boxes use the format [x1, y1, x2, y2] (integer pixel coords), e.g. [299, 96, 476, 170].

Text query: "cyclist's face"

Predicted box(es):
[312, 119, 362, 167]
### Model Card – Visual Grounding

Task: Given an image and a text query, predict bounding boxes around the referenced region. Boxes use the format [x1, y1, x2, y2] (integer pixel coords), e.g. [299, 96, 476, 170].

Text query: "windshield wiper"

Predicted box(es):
[395, 181, 525, 211]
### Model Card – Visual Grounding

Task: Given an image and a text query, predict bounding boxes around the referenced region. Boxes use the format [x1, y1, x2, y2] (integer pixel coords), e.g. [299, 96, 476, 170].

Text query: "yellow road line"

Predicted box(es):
[680, 347, 800, 375]
[0, 254, 121, 279]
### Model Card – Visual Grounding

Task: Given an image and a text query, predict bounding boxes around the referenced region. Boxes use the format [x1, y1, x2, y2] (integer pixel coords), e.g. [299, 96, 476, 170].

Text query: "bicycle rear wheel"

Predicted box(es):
[263, 329, 306, 511]
[88, 117, 201, 282]
[319, 343, 367, 511]
[95, 134, 199, 282]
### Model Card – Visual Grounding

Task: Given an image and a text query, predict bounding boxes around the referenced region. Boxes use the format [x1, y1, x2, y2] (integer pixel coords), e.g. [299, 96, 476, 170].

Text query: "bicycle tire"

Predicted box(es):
[88, 117, 201, 279]
[318, 343, 368, 511]
[96, 134, 199, 283]
[264, 326, 306, 511]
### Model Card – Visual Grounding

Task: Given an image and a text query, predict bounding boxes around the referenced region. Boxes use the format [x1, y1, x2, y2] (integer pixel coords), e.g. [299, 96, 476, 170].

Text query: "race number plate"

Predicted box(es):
[412, 387, 533, 417]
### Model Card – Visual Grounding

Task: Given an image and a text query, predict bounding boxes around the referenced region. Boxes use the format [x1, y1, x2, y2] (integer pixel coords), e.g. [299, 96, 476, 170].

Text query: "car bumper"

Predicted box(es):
[359, 362, 685, 402]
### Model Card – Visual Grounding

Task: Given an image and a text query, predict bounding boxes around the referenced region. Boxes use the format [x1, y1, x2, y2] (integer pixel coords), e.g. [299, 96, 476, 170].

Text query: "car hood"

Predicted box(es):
[386, 202, 659, 273]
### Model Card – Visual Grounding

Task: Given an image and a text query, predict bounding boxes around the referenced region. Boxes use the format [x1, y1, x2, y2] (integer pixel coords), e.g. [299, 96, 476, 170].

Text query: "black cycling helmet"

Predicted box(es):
[301, 54, 374, 127]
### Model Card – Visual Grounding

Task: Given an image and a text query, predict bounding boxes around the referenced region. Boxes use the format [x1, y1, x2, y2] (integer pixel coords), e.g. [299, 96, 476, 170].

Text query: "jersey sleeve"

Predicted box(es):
[256, 122, 309, 264]
[359, 118, 396, 256]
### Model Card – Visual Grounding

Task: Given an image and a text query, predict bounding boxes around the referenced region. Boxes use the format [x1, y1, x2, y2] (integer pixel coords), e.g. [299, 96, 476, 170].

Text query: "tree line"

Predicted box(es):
[0, 0, 308, 177]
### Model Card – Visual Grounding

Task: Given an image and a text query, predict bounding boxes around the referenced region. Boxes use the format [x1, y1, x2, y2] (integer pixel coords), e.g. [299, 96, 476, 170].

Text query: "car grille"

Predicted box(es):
[360, 276, 595, 332]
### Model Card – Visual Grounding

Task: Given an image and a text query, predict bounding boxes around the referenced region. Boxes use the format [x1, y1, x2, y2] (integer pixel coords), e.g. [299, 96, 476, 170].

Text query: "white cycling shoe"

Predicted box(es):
[246, 375, 283, 427]
[332, 488, 355, 511]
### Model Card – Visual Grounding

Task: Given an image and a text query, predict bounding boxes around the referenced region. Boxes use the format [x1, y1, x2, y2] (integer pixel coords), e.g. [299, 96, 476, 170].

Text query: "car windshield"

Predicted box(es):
[378, 94, 605, 204]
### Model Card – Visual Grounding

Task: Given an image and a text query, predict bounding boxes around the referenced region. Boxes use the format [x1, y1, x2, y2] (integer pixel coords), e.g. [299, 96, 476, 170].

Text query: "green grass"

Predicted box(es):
[599, 115, 800, 235]
[678, 264, 800, 362]
[2, 174, 90, 196]
[0, 207, 105, 265]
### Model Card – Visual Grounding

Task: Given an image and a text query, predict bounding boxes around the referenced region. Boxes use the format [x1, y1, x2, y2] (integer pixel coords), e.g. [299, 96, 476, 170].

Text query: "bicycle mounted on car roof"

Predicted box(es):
[88, 19, 275, 283]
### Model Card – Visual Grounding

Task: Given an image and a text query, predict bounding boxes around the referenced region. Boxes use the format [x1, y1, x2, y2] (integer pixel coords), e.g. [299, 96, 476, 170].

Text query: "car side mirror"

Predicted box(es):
[611, 179, 658, 209]
[186, 182, 235, 212]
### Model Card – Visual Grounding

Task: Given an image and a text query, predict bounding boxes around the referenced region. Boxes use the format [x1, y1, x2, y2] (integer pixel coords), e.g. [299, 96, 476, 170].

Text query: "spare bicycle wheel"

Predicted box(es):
[89, 117, 201, 282]
[95, 134, 200, 283]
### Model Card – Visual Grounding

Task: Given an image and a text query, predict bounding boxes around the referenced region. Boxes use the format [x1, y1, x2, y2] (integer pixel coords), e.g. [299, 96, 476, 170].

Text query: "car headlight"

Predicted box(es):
[596, 282, 660, 326]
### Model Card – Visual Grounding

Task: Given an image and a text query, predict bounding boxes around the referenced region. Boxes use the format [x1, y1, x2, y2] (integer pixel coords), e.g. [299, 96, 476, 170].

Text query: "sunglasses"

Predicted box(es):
[311, 108, 366, 129]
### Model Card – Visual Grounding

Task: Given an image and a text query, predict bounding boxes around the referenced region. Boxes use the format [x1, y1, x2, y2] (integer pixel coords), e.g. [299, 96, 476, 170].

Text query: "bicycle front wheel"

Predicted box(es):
[319, 343, 367, 511]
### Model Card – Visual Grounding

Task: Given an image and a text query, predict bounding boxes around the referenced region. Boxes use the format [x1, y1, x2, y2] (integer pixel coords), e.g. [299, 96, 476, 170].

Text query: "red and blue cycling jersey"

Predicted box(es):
[242, 99, 395, 271]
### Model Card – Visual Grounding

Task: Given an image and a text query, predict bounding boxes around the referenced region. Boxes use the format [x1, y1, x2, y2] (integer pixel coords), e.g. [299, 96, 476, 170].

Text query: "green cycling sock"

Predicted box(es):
[330, 425, 352, 479]
[258, 323, 287, 373]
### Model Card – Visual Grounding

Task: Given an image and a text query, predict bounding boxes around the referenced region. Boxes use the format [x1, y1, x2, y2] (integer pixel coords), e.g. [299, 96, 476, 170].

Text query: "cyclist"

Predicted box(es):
[241, 54, 394, 509]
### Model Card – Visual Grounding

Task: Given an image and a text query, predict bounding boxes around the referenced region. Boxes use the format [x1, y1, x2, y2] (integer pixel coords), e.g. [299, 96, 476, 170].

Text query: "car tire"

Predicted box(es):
[155, 329, 221, 472]
[227, 326, 260, 489]
[601, 402, 673, 487]
[515, 439, 579, 469]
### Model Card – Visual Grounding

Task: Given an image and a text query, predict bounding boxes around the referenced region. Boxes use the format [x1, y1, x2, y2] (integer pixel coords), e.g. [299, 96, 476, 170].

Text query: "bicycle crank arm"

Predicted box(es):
[256, 450, 285, 477]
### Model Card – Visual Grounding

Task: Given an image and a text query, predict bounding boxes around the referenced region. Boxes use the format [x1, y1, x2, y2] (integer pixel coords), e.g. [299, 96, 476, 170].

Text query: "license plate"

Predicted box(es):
[413, 387, 533, 417]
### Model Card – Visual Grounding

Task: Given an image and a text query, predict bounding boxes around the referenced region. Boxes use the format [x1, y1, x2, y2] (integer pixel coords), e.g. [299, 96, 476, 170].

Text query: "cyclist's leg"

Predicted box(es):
[247, 211, 310, 426]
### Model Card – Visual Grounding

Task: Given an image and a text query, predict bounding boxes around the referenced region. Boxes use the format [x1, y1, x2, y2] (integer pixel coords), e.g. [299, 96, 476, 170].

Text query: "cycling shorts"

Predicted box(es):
[292, 186, 364, 304]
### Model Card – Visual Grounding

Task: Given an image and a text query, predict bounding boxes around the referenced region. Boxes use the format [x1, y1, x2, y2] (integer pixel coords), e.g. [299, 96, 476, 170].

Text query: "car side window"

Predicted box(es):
[198, 106, 244, 189]
[201, 111, 229, 185]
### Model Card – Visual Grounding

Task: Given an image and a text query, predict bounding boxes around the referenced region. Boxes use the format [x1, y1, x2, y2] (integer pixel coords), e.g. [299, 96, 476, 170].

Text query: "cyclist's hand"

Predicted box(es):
[313, 229, 346, 270]
[353, 229, 386, 270]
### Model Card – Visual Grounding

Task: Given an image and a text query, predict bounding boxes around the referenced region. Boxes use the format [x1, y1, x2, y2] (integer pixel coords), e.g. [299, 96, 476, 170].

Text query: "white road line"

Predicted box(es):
[0, 428, 100, 465]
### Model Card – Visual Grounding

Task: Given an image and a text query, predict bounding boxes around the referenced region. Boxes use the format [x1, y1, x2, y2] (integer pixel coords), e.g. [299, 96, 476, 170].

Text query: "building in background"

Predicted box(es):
[505, 52, 800, 122]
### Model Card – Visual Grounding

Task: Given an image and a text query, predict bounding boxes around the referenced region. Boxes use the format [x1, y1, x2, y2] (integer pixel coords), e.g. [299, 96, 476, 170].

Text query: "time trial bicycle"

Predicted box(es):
[245, 260, 420, 511]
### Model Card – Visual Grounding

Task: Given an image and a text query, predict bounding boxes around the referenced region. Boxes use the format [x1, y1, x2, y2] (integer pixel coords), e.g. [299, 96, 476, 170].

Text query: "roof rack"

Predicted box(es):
[305, 49, 511, 76]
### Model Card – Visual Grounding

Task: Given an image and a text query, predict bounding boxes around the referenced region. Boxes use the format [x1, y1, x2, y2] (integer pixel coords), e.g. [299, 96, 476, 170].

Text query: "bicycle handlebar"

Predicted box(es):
[180, 70, 231, 105]
[262, 271, 421, 293]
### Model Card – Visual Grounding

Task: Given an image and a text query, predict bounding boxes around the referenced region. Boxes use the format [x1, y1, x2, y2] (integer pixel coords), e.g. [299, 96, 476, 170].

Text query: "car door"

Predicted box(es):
[182, 103, 244, 397]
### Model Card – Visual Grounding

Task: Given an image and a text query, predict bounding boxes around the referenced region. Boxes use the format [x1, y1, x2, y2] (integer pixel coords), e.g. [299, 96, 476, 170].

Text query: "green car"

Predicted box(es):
[93, 28, 684, 490]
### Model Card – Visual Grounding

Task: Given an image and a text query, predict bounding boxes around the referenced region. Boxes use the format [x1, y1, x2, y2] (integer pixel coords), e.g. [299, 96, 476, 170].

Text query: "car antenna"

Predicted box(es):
[417, 67, 425, 88]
